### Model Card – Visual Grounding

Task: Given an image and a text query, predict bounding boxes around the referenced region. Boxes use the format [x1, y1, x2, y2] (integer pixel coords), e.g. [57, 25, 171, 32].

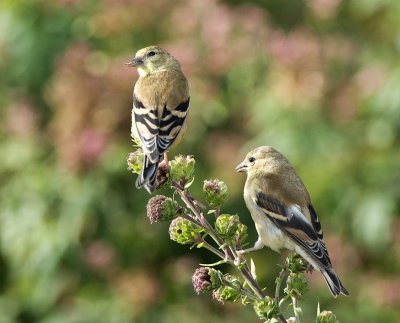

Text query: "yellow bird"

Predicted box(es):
[126, 46, 190, 193]
[236, 146, 349, 297]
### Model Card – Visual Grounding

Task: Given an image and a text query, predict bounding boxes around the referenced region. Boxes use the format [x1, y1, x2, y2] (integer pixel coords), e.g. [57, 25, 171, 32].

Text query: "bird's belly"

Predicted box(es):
[253, 215, 294, 253]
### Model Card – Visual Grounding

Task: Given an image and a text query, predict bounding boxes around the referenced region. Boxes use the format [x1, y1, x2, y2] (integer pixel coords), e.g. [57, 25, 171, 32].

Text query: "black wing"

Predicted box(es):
[255, 192, 332, 268]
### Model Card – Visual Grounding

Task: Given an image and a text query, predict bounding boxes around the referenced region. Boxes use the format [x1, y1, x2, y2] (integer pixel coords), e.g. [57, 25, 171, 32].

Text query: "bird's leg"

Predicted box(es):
[163, 152, 169, 165]
[235, 238, 264, 265]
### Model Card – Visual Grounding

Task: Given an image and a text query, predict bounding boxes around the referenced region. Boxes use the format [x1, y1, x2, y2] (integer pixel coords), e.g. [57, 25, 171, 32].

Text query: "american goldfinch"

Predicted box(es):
[126, 46, 190, 193]
[236, 146, 348, 297]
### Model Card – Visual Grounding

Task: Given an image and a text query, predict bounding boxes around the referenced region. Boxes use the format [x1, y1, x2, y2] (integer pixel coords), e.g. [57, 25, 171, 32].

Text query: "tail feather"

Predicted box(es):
[136, 155, 160, 194]
[321, 268, 349, 297]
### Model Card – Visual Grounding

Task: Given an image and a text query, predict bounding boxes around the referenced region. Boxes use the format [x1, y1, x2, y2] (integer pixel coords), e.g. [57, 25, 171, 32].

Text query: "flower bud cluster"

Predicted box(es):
[284, 273, 308, 297]
[127, 149, 144, 174]
[192, 267, 223, 294]
[215, 214, 247, 245]
[212, 275, 241, 304]
[146, 195, 180, 223]
[169, 217, 203, 245]
[169, 155, 195, 186]
[203, 179, 228, 208]
[253, 297, 280, 320]
[286, 254, 308, 274]
[316, 310, 338, 323]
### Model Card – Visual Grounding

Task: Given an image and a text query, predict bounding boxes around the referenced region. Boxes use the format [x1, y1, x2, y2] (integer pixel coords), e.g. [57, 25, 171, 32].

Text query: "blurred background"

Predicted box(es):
[0, 0, 399, 322]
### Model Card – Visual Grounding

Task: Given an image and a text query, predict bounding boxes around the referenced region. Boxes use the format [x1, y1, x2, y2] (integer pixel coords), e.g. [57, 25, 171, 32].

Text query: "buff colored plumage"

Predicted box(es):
[236, 146, 348, 297]
[127, 46, 189, 193]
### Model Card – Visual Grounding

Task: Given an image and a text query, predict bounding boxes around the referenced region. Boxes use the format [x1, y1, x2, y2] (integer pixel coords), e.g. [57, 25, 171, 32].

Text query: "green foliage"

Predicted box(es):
[146, 195, 180, 223]
[169, 217, 203, 245]
[253, 297, 280, 320]
[203, 179, 228, 208]
[284, 273, 309, 297]
[146, 153, 336, 321]
[214, 214, 247, 244]
[169, 155, 195, 186]
[0, 0, 399, 321]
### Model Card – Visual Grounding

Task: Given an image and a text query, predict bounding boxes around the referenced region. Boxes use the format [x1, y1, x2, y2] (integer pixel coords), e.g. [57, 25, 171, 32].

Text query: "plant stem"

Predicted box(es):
[292, 295, 301, 323]
[180, 213, 202, 227]
[223, 281, 258, 300]
[172, 180, 266, 300]
[275, 267, 287, 304]
[199, 238, 226, 259]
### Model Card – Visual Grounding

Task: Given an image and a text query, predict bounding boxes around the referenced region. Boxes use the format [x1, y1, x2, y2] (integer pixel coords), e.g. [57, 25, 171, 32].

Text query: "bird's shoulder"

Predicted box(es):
[246, 172, 313, 224]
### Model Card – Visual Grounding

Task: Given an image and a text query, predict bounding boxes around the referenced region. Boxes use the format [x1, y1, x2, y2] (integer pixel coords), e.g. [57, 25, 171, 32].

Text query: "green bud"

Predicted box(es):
[315, 310, 338, 323]
[215, 214, 247, 244]
[203, 179, 228, 208]
[284, 273, 308, 297]
[212, 285, 241, 304]
[169, 217, 202, 245]
[146, 195, 180, 223]
[265, 319, 280, 323]
[236, 222, 248, 245]
[169, 155, 195, 186]
[127, 149, 144, 174]
[209, 268, 224, 289]
[286, 254, 308, 274]
[253, 297, 280, 320]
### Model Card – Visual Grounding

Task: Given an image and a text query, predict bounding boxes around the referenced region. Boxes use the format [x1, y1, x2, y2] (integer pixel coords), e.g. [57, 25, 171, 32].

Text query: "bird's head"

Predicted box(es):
[235, 146, 288, 176]
[126, 46, 181, 77]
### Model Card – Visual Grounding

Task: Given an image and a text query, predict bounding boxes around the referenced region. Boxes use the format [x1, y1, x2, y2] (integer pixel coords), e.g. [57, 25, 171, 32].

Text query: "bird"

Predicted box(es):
[126, 46, 190, 193]
[236, 146, 349, 297]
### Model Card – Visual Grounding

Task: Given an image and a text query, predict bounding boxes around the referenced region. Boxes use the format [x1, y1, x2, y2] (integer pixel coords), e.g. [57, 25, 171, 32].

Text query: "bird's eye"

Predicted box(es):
[148, 51, 156, 57]
[248, 157, 256, 163]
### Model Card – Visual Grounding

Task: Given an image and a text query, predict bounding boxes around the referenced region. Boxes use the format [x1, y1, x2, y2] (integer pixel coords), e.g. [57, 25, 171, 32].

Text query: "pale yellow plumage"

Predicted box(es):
[127, 46, 190, 193]
[236, 146, 348, 297]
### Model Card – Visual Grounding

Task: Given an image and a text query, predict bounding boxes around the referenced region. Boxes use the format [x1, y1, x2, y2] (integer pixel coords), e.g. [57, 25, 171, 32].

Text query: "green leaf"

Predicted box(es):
[250, 258, 257, 280]
[199, 260, 227, 267]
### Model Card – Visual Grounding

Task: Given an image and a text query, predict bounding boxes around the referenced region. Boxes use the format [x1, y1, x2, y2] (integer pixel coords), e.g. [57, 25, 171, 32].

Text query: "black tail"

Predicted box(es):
[321, 268, 349, 297]
[136, 155, 159, 194]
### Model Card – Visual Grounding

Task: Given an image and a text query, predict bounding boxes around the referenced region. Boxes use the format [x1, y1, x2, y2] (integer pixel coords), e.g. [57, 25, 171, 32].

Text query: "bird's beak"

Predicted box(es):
[125, 57, 144, 67]
[235, 161, 247, 173]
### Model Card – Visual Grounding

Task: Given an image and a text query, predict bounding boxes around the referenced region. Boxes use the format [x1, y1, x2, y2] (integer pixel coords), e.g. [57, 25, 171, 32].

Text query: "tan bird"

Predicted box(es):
[236, 146, 349, 297]
[126, 46, 189, 193]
